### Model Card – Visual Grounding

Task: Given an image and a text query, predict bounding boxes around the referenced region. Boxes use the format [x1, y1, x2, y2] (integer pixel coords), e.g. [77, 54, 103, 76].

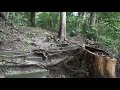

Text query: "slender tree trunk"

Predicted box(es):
[58, 12, 66, 40]
[30, 12, 35, 27]
[6, 12, 9, 19]
[3, 12, 9, 26]
[89, 12, 97, 41]
[0, 12, 6, 27]
[82, 12, 88, 35]
[90, 12, 96, 29]
[78, 12, 81, 16]
[48, 12, 54, 31]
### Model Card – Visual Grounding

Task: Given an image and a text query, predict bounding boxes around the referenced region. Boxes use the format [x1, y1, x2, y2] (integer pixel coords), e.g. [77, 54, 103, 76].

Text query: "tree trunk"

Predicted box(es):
[30, 12, 35, 27]
[90, 12, 96, 29]
[3, 12, 9, 26]
[82, 12, 89, 36]
[0, 12, 6, 27]
[89, 12, 97, 41]
[6, 12, 9, 19]
[48, 12, 54, 31]
[58, 12, 66, 40]
[78, 12, 81, 16]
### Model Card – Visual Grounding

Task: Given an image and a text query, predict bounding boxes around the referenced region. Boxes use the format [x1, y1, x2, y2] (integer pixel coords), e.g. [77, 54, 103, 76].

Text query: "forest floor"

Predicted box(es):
[0, 26, 94, 51]
[0, 26, 119, 78]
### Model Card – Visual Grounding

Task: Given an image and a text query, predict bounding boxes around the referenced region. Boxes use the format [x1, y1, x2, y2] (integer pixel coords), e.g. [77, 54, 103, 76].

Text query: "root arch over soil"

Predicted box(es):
[0, 27, 118, 78]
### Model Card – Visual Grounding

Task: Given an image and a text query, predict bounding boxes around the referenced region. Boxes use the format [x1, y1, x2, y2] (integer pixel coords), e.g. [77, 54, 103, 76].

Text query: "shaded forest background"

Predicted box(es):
[0, 12, 120, 57]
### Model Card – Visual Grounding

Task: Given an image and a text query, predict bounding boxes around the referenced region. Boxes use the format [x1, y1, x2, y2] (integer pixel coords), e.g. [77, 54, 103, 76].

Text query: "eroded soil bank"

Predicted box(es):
[0, 26, 119, 78]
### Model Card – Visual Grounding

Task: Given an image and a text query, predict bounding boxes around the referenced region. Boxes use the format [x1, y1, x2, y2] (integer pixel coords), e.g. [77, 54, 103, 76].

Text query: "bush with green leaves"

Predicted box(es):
[7, 12, 30, 26]
[36, 12, 60, 31]
[67, 14, 82, 36]
[95, 12, 120, 56]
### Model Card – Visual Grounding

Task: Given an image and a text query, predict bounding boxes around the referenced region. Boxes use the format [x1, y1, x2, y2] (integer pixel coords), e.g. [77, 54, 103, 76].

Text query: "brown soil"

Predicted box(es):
[0, 26, 118, 78]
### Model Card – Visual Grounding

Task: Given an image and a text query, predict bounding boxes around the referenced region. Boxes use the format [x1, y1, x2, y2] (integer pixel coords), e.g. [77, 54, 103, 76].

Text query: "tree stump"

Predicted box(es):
[84, 46, 117, 78]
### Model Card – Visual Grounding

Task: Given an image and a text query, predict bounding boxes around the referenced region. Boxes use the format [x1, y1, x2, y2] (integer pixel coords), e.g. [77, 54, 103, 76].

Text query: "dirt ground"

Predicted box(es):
[0, 26, 97, 54]
[0, 26, 118, 78]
